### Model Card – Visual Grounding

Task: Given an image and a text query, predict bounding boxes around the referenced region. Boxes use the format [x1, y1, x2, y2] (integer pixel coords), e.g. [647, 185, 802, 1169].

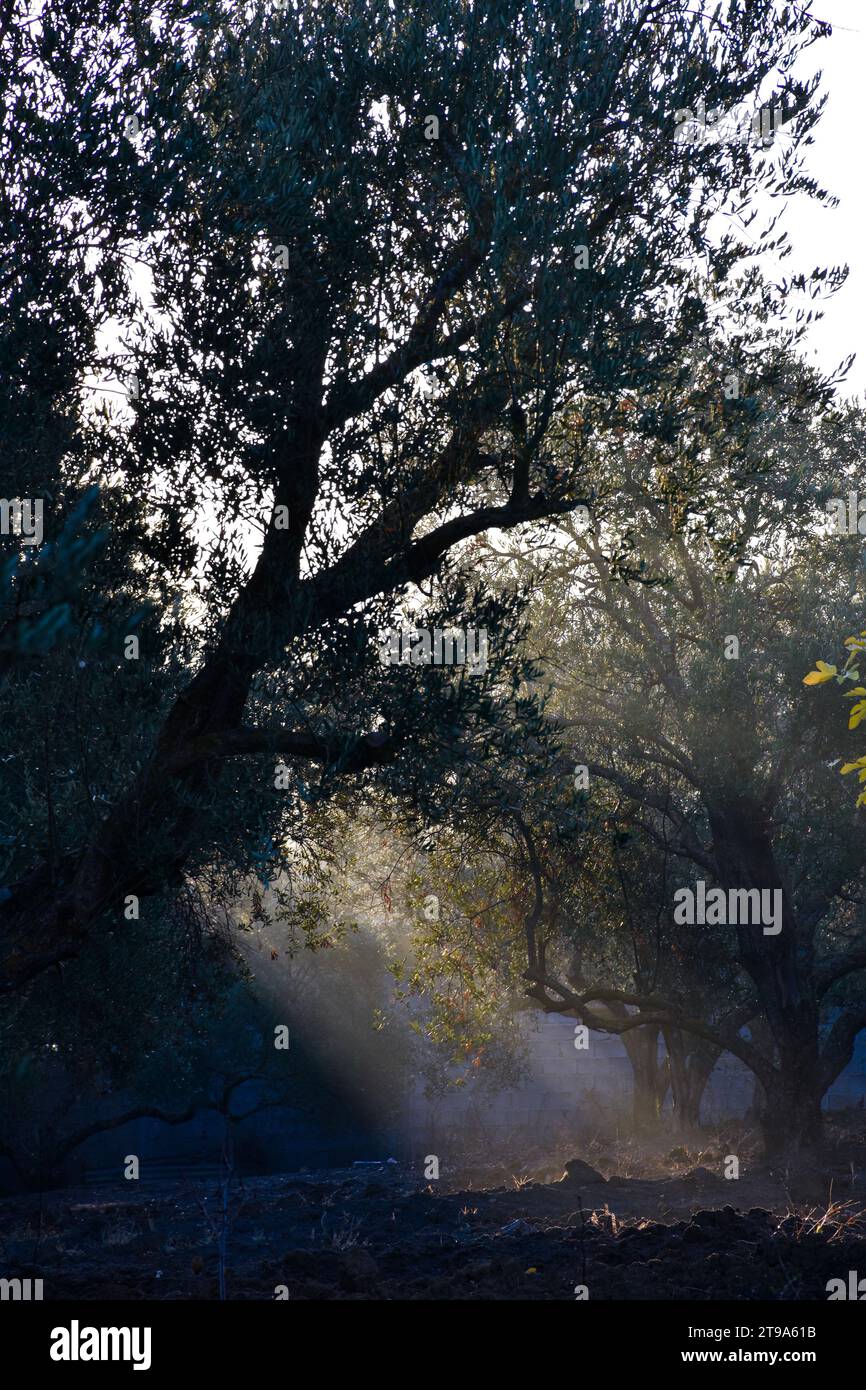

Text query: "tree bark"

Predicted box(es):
[579, 1001, 668, 1131]
[759, 1061, 825, 1157]
[621, 1022, 669, 1131]
[663, 1028, 719, 1134]
[707, 795, 826, 1155]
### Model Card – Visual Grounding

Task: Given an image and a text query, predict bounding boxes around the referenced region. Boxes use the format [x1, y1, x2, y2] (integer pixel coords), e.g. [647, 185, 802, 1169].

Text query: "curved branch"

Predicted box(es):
[523, 968, 774, 1087]
[167, 726, 396, 777]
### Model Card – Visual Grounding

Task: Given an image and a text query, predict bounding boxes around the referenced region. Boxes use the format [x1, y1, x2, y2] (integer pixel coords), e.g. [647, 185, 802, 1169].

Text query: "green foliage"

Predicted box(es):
[0, 0, 837, 992]
[388, 334, 866, 1134]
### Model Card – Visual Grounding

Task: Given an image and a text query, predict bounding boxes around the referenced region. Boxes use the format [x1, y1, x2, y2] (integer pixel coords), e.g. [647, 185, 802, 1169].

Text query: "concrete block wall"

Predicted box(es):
[403, 1012, 866, 1149]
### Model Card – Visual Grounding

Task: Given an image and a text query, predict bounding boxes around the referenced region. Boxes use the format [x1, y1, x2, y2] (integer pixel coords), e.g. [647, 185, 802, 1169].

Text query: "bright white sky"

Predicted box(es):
[764, 0, 866, 398]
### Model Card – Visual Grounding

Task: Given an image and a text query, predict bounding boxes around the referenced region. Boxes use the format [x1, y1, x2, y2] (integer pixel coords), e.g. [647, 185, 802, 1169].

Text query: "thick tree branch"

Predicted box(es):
[815, 946, 866, 999]
[820, 1005, 866, 1090]
[168, 725, 397, 776]
[523, 968, 774, 1086]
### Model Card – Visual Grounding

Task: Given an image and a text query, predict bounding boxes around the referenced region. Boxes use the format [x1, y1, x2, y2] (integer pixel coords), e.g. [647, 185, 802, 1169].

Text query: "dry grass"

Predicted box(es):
[100, 1219, 139, 1247]
[319, 1213, 366, 1250]
[781, 1198, 866, 1242]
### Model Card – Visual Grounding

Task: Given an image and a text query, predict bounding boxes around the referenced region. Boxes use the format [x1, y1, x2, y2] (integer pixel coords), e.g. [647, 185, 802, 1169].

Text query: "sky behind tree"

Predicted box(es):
[773, 1, 865, 395]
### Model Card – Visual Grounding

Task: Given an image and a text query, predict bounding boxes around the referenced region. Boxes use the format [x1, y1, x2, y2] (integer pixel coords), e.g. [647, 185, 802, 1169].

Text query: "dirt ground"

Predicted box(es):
[4, 1120, 866, 1300]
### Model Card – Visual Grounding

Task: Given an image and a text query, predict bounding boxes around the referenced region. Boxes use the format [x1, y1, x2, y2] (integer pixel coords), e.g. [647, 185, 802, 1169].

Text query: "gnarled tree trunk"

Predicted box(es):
[618, 1018, 669, 1131]
[708, 795, 826, 1156]
[663, 1028, 719, 1135]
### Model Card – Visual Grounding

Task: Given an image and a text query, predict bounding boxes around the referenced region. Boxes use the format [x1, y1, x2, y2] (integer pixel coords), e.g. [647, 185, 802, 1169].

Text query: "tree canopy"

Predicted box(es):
[0, 0, 835, 995]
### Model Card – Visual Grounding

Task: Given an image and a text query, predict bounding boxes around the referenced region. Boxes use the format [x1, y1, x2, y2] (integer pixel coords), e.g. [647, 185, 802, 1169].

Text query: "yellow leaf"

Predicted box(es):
[803, 660, 838, 685]
[845, 688, 866, 697]
[850, 703, 866, 729]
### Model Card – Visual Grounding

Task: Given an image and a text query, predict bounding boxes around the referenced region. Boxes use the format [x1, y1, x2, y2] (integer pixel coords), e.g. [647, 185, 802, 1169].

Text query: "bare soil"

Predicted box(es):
[4, 1124, 866, 1300]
